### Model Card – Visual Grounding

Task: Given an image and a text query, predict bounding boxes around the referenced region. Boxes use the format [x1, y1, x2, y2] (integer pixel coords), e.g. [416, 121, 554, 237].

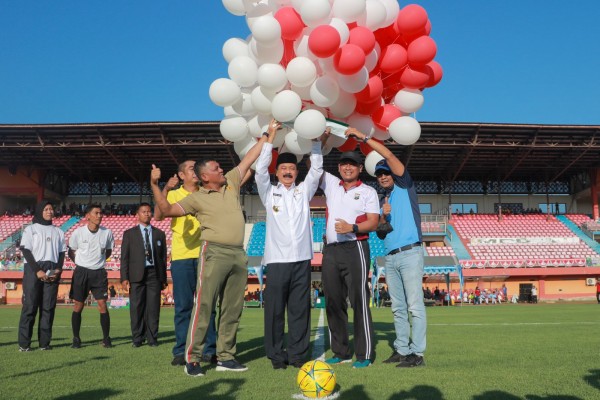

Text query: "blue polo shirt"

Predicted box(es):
[381, 169, 422, 254]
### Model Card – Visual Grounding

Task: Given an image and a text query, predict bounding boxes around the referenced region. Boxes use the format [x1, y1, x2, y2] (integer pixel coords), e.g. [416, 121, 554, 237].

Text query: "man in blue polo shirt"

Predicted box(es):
[346, 128, 426, 368]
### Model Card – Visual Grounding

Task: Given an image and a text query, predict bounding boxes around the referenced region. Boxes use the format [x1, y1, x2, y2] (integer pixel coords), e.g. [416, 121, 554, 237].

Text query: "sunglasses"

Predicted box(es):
[375, 170, 391, 177]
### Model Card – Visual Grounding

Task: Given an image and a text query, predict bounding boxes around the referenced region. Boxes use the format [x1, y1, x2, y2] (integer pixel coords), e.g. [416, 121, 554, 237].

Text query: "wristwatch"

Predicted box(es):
[362, 135, 370, 143]
[262, 132, 269, 138]
[352, 224, 359, 234]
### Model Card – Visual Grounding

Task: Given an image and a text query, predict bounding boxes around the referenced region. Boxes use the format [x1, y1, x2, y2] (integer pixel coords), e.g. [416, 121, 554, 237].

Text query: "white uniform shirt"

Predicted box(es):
[320, 172, 380, 244]
[255, 142, 323, 264]
[68, 226, 114, 270]
[20, 223, 66, 263]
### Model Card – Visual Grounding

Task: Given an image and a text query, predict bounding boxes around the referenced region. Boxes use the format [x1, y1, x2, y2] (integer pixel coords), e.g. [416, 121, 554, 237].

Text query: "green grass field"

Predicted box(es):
[0, 303, 598, 400]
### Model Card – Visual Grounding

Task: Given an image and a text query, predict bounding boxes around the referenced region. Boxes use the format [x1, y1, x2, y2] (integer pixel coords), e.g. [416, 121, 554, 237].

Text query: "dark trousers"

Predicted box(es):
[171, 258, 217, 357]
[129, 268, 161, 344]
[18, 264, 59, 348]
[264, 260, 311, 365]
[322, 240, 374, 362]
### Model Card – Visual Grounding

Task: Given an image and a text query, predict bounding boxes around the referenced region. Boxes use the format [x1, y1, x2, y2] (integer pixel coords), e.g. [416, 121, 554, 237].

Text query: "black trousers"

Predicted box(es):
[322, 240, 374, 362]
[18, 263, 59, 348]
[129, 268, 162, 344]
[264, 260, 311, 365]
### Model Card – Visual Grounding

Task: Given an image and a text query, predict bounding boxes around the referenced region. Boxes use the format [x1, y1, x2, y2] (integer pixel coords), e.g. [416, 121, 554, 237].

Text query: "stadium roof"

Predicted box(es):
[1, 121, 599, 184]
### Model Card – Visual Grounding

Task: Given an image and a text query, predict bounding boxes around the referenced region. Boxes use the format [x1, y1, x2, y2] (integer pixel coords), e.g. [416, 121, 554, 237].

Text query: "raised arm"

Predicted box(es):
[345, 127, 405, 176]
[154, 174, 179, 221]
[151, 164, 185, 218]
[237, 120, 280, 179]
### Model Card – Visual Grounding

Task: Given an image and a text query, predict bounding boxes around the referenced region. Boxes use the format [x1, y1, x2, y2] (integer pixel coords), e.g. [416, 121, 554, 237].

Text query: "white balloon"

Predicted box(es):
[249, 37, 284, 64]
[257, 63, 288, 92]
[393, 89, 425, 114]
[222, 0, 246, 16]
[284, 130, 313, 154]
[329, 90, 357, 118]
[389, 116, 421, 145]
[332, 0, 366, 23]
[364, 151, 385, 177]
[245, 2, 276, 30]
[318, 56, 338, 75]
[286, 57, 317, 87]
[224, 105, 240, 117]
[251, 86, 277, 115]
[302, 103, 328, 117]
[223, 38, 249, 63]
[373, 127, 391, 140]
[294, 109, 327, 140]
[293, 31, 317, 61]
[310, 76, 340, 107]
[291, 84, 312, 101]
[251, 15, 281, 45]
[300, 0, 332, 27]
[271, 90, 302, 122]
[357, 0, 387, 30]
[209, 78, 242, 107]
[329, 18, 350, 45]
[220, 116, 249, 142]
[228, 56, 258, 87]
[348, 114, 375, 137]
[234, 136, 258, 158]
[365, 47, 379, 72]
[337, 66, 369, 93]
[379, 0, 400, 27]
[247, 114, 272, 137]
[232, 91, 256, 116]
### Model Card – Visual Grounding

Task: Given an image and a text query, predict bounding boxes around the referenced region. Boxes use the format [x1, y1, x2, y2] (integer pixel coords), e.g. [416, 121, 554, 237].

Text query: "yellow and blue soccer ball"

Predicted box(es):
[296, 360, 336, 398]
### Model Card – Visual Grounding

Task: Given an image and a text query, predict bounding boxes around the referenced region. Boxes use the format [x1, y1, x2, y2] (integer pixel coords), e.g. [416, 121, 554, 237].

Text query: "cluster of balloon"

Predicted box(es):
[211, 0, 442, 176]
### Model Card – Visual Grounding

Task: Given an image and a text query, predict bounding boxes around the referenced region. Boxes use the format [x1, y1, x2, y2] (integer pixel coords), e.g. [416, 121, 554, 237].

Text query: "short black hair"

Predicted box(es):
[194, 159, 217, 178]
[136, 202, 152, 213]
[178, 160, 195, 173]
[85, 204, 102, 215]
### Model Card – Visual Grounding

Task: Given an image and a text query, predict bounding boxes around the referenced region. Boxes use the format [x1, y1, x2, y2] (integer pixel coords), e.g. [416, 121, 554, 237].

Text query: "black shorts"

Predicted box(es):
[70, 266, 108, 302]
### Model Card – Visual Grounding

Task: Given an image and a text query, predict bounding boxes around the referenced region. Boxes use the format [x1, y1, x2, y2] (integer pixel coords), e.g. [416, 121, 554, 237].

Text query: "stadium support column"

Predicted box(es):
[591, 169, 600, 220]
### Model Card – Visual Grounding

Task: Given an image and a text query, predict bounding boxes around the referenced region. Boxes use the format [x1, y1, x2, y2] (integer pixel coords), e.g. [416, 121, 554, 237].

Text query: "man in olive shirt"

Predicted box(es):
[150, 122, 276, 377]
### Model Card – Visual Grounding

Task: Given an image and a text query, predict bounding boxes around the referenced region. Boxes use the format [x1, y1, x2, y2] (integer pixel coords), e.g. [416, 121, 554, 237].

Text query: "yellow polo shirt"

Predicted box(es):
[167, 186, 202, 261]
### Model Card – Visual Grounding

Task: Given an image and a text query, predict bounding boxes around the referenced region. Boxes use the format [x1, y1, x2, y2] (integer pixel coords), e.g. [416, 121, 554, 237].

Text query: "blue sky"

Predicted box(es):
[1, 0, 599, 125]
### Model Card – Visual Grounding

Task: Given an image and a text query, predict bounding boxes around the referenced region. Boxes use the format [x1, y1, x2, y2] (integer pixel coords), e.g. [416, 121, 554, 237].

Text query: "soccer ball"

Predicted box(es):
[296, 360, 336, 398]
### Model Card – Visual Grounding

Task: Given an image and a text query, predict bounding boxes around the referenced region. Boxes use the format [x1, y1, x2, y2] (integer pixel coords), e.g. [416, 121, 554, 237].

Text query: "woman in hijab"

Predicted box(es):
[17, 201, 66, 351]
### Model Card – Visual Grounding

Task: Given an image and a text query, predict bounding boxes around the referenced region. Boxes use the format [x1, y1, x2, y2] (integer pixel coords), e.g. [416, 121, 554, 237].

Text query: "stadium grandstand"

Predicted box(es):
[1, 121, 600, 305]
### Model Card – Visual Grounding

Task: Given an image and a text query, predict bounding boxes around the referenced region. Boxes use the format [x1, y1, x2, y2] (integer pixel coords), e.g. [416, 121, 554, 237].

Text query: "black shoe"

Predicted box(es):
[132, 342, 142, 348]
[272, 361, 287, 370]
[172, 355, 186, 366]
[184, 362, 205, 377]
[383, 351, 408, 364]
[201, 353, 218, 364]
[18, 346, 31, 352]
[290, 361, 305, 368]
[148, 342, 159, 347]
[216, 359, 248, 372]
[71, 337, 81, 349]
[39, 345, 52, 351]
[396, 354, 424, 368]
[101, 337, 113, 348]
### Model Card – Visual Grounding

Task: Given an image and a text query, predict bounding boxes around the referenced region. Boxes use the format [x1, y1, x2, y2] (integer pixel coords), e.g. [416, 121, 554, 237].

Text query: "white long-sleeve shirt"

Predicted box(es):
[255, 141, 323, 265]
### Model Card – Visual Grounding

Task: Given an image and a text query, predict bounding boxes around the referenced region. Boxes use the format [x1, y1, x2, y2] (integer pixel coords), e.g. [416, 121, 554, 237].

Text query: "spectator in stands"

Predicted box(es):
[120, 203, 168, 348]
[346, 127, 425, 368]
[475, 287, 481, 305]
[255, 120, 325, 370]
[319, 141, 379, 369]
[68, 204, 115, 349]
[17, 201, 66, 351]
[150, 130, 270, 377]
[154, 161, 218, 367]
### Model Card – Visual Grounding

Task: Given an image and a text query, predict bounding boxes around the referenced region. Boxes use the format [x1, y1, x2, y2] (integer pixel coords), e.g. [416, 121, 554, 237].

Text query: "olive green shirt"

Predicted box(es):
[176, 168, 245, 247]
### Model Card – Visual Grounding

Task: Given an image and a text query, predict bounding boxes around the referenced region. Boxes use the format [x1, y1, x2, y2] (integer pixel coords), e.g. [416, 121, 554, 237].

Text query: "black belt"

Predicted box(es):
[387, 242, 421, 256]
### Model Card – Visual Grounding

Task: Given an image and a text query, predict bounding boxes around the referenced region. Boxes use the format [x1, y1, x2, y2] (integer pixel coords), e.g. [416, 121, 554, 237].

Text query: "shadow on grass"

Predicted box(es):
[472, 392, 584, 400]
[156, 378, 244, 400]
[338, 384, 371, 400]
[388, 385, 444, 400]
[525, 396, 583, 400]
[6, 355, 109, 379]
[235, 335, 266, 364]
[54, 388, 123, 400]
[584, 369, 600, 391]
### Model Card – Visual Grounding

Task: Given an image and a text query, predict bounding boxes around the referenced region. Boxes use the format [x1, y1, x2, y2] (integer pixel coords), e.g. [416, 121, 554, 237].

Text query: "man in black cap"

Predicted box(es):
[255, 121, 326, 369]
[346, 127, 426, 368]
[319, 144, 379, 369]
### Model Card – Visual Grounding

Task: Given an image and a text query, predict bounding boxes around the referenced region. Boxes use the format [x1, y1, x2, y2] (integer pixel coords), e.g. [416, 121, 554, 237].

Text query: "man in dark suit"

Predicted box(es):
[121, 202, 167, 347]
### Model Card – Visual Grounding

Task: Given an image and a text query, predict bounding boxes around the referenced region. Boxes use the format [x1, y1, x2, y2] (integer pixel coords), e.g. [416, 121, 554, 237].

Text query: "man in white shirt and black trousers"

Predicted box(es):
[255, 120, 326, 369]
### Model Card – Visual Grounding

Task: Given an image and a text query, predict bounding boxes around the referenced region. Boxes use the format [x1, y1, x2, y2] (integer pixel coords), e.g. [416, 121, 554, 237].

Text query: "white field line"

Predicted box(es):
[311, 308, 326, 361]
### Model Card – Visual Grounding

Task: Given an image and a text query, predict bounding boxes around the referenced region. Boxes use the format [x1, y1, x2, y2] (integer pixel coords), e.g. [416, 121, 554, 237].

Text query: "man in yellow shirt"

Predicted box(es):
[155, 160, 217, 366]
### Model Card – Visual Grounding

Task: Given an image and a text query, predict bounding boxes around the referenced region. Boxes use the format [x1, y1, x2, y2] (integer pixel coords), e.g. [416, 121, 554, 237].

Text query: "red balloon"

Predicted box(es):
[268, 150, 279, 174]
[396, 4, 428, 35]
[373, 25, 396, 48]
[348, 26, 376, 55]
[379, 44, 408, 74]
[333, 44, 366, 75]
[372, 104, 402, 130]
[359, 138, 382, 156]
[407, 36, 437, 66]
[281, 40, 297, 67]
[337, 137, 358, 152]
[355, 75, 383, 103]
[274, 7, 305, 41]
[425, 60, 443, 87]
[308, 25, 341, 58]
[355, 97, 382, 115]
[400, 65, 430, 89]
